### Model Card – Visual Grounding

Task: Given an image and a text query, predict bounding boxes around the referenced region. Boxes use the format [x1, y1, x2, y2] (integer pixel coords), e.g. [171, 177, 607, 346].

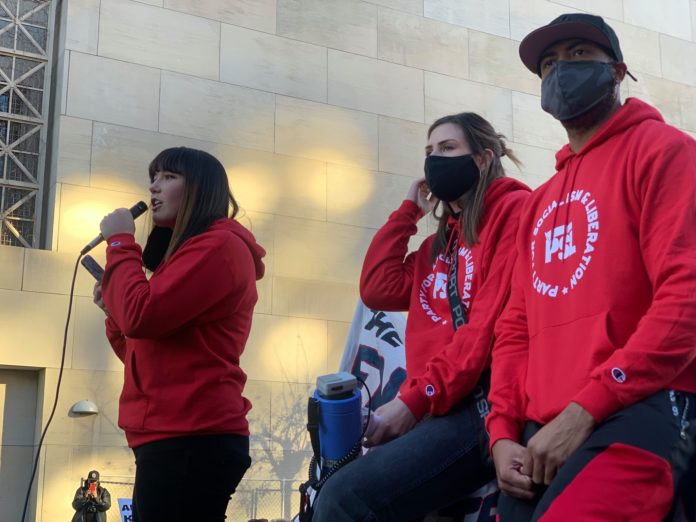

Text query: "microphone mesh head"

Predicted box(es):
[130, 201, 149, 219]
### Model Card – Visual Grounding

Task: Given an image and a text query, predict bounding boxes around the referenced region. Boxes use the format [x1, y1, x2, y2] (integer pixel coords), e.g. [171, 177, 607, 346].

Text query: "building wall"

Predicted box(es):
[1, 0, 695, 520]
[0, 370, 38, 521]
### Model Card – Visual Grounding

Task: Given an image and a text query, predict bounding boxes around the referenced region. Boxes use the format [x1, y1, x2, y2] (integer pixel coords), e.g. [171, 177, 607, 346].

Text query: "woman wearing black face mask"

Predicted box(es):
[311, 113, 531, 522]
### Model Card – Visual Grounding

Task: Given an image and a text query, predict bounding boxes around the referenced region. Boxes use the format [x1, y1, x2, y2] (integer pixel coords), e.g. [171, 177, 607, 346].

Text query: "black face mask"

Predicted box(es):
[424, 154, 480, 203]
[541, 61, 617, 121]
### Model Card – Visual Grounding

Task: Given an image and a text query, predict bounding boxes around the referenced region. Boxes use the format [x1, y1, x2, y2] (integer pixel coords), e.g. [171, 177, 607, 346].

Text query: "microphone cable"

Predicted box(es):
[21, 253, 82, 522]
[22, 201, 147, 520]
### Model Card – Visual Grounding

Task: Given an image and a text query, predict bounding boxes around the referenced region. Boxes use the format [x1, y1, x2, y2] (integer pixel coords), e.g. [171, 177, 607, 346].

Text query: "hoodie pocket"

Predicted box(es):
[526, 311, 618, 419]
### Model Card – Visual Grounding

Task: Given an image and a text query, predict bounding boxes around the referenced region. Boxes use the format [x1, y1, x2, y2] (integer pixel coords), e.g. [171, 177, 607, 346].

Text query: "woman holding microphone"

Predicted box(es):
[94, 147, 265, 522]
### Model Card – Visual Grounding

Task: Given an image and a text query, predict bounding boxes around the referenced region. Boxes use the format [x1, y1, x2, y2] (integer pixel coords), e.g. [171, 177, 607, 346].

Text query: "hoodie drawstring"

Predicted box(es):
[550, 154, 585, 264]
[444, 220, 459, 260]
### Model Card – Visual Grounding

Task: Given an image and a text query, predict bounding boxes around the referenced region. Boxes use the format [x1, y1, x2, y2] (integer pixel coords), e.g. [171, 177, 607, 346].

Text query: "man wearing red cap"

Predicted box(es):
[486, 13, 696, 521]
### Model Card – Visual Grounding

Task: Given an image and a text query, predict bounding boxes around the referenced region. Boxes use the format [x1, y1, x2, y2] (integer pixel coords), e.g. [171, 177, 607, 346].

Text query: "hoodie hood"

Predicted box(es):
[143, 218, 266, 279]
[446, 176, 531, 225]
[445, 176, 531, 241]
[484, 176, 531, 207]
[210, 217, 266, 280]
[555, 97, 664, 171]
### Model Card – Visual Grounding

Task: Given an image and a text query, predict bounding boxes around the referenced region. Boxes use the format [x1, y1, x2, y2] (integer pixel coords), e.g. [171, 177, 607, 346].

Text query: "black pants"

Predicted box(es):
[132, 434, 251, 522]
[498, 390, 696, 522]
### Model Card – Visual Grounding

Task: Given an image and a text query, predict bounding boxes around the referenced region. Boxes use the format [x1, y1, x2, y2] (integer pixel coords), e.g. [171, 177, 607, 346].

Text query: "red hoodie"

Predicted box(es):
[360, 177, 530, 420]
[487, 98, 696, 448]
[102, 218, 265, 448]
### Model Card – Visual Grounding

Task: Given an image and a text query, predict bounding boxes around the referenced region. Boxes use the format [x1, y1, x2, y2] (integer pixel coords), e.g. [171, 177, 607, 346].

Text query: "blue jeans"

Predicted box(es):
[312, 395, 495, 522]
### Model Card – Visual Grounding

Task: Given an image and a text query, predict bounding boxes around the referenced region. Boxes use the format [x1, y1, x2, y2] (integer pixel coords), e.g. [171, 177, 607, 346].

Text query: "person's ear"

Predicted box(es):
[612, 62, 627, 83]
[474, 149, 494, 172]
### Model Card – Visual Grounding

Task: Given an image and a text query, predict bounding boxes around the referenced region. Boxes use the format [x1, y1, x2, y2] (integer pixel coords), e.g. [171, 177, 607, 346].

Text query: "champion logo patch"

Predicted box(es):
[425, 384, 436, 397]
[110, 241, 121, 247]
[611, 367, 626, 383]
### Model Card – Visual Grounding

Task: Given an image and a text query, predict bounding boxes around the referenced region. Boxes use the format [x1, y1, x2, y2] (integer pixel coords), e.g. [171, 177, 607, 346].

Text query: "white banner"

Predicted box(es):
[339, 299, 407, 412]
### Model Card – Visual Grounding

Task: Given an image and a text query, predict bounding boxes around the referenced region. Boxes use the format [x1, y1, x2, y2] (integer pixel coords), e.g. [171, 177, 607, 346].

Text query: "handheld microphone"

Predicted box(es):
[80, 201, 149, 255]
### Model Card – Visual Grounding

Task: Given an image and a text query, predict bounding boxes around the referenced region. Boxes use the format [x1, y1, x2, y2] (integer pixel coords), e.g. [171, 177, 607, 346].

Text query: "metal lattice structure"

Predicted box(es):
[0, 0, 51, 247]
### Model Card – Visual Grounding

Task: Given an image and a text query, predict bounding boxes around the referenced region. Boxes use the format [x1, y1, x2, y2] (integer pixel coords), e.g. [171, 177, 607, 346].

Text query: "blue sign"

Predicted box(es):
[117, 498, 133, 522]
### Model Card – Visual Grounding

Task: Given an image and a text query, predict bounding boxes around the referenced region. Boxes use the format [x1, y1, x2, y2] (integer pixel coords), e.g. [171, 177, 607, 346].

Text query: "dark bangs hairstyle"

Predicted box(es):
[148, 147, 239, 262]
[428, 112, 521, 262]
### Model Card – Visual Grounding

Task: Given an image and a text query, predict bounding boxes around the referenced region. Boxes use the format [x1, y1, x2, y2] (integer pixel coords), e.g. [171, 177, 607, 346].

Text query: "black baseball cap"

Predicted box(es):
[519, 13, 624, 76]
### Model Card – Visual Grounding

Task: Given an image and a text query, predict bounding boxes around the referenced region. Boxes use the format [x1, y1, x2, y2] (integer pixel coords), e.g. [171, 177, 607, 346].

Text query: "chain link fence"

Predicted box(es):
[99, 478, 300, 522]
[229, 479, 300, 521]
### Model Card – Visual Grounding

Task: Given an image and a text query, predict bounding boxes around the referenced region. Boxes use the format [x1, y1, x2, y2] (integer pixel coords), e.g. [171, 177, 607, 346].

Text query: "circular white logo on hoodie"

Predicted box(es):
[418, 246, 475, 322]
[530, 188, 600, 298]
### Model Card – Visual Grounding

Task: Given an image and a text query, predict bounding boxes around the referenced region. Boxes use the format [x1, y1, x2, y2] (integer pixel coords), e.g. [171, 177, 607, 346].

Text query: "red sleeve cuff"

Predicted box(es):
[399, 386, 430, 421]
[572, 379, 624, 423]
[486, 415, 522, 450]
[105, 232, 136, 249]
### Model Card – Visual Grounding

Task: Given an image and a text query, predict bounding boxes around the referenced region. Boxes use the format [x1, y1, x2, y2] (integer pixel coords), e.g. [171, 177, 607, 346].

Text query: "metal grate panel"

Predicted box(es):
[0, 0, 50, 247]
